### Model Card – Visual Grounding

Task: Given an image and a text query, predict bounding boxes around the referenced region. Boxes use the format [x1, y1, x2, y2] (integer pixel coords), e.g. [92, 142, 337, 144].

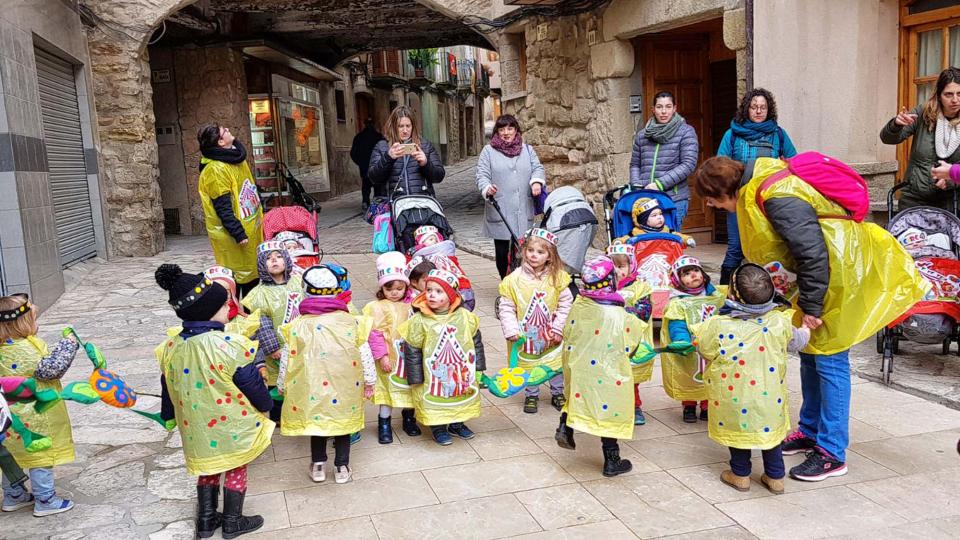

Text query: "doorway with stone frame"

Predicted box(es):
[633, 17, 736, 244]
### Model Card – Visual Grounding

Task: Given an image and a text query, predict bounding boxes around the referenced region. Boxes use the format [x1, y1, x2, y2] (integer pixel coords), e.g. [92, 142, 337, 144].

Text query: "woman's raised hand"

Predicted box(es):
[413, 145, 427, 166]
[388, 142, 405, 159]
[894, 107, 918, 127]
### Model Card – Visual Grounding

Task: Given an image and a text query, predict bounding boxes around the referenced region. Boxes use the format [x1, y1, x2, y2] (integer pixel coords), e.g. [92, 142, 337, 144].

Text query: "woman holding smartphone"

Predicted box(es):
[368, 105, 445, 198]
[881, 67, 960, 210]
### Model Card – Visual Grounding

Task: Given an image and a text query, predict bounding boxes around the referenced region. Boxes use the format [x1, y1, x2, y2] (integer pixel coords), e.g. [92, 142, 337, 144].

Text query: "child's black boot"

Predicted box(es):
[196, 484, 221, 539]
[602, 441, 633, 477]
[221, 489, 264, 539]
[401, 408, 421, 436]
[555, 412, 576, 450]
[378, 416, 393, 444]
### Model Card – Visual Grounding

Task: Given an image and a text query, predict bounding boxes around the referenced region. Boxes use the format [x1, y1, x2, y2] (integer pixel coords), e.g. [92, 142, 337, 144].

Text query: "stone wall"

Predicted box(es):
[504, 13, 636, 241]
[172, 47, 251, 234]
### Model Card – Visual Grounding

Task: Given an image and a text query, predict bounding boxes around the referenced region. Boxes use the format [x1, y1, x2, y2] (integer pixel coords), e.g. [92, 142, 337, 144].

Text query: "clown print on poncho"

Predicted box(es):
[692, 309, 794, 450]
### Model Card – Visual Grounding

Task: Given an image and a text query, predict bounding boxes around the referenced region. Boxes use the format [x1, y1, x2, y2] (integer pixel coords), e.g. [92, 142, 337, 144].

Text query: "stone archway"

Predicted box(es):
[83, 0, 494, 258]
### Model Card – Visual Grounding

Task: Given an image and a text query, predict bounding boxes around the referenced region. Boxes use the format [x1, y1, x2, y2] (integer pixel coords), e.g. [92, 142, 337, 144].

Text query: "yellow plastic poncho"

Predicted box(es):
[198, 159, 264, 285]
[156, 310, 264, 350]
[562, 296, 647, 440]
[241, 275, 303, 385]
[739, 157, 929, 355]
[399, 306, 481, 426]
[363, 299, 414, 409]
[0, 336, 74, 467]
[660, 286, 728, 402]
[693, 309, 795, 449]
[619, 279, 655, 383]
[156, 332, 274, 476]
[279, 312, 373, 437]
[498, 269, 572, 372]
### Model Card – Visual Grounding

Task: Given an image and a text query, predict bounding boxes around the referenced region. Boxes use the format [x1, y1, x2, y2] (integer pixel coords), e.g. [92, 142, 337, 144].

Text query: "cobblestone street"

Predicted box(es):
[15, 162, 960, 539]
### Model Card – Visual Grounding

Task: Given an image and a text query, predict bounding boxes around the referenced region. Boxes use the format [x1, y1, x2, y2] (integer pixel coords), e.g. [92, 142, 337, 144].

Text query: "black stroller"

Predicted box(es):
[391, 194, 454, 255]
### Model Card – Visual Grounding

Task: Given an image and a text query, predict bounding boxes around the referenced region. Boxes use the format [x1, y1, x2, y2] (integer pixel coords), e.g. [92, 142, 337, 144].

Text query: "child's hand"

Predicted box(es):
[259, 366, 268, 382]
[546, 328, 562, 345]
[801, 314, 823, 330]
[364, 384, 375, 399]
[505, 334, 519, 342]
[65, 333, 77, 344]
[269, 350, 282, 360]
[378, 356, 393, 373]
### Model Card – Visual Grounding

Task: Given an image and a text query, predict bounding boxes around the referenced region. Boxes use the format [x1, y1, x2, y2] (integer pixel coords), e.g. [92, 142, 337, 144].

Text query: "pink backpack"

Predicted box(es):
[756, 151, 869, 222]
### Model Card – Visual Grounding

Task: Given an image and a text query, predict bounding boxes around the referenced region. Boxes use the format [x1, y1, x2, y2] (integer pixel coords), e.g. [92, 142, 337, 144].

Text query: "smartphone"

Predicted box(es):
[400, 143, 417, 155]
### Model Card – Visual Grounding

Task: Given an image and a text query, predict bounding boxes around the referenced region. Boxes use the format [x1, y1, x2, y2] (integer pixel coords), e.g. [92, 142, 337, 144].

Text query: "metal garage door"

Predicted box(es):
[35, 47, 96, 267]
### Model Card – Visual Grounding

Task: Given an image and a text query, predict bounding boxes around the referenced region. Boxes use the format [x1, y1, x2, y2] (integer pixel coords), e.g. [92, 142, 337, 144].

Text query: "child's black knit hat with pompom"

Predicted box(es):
[155, 263, 228, 321]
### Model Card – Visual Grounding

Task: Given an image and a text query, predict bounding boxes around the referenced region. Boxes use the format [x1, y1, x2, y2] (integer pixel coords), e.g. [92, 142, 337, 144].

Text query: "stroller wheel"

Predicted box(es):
[875, 330, 885, 354]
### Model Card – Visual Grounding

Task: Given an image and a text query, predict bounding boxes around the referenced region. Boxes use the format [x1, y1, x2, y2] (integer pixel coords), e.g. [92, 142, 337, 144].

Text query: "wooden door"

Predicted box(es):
[640, 37, 713, 232]
[355, 94, 373, 133]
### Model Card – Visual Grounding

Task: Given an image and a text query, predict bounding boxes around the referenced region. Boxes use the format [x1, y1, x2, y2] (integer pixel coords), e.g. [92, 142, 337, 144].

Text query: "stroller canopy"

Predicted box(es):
[608, 188, 679, 240]
[887, 206, 960, 260]
[263, 206, 318, 241]
[391, 195, 454, 254]
[541, 186, 599, 272]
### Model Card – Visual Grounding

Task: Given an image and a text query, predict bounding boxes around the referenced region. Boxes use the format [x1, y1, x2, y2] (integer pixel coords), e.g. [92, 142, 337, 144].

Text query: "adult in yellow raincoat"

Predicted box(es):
[0, 293, 80, 515]
[694, 156, 928, 482]
[279, 264, 375, 484]
[400, 269, 485, 446]
[555, 256, 647, 477]
[692, 263, 811, 494]
[197, 124, 264, 294]
[607, 243, 654, 426]
[154, 263, 274, 537]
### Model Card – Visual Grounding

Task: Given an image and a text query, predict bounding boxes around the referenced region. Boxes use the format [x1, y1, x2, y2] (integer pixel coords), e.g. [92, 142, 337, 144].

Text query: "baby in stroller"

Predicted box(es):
[615, 197, 696, 247]
[406, 226, 476, 311]
[273, 231, 320, 274]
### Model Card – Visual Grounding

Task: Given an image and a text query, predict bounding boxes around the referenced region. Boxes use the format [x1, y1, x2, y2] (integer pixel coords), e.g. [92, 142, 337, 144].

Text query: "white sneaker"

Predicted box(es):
[310, 462, 326, 482]
[334, 465, 352, 484]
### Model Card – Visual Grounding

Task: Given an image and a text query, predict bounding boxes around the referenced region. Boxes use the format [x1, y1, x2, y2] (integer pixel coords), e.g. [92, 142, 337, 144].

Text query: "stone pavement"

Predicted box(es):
[12, 161, 960, 539]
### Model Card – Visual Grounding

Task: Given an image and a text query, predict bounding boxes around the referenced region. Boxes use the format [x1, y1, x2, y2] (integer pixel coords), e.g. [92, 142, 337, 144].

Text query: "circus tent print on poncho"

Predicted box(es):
[521, 291, 552, 356]
[427, 325, 475, 400]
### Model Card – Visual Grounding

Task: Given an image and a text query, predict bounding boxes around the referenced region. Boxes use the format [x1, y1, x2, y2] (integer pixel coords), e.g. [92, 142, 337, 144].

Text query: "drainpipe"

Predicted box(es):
[745, 0, 754, 91]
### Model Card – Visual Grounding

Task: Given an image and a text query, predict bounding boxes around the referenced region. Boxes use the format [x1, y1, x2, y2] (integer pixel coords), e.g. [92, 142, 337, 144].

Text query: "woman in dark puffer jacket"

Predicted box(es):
[368, 106, 445, 198]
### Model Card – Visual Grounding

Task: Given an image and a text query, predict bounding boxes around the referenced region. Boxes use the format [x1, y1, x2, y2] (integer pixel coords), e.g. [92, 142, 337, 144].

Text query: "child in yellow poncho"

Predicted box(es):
[555, 256, 648, 477]
[692, 264, 810, 495]
[0, 294, 79, 517]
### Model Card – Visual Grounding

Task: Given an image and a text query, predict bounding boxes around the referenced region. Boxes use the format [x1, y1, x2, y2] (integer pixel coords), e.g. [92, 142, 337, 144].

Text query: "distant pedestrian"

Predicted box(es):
[881, 67, 960, 210]
[630, 91, 700, 229]
[350, 118, 385, 209]
[197, 124, 264, 296]
[716, 88, 797, 284]
[368, 106, 445, 199]
[476, 114, 546, 278]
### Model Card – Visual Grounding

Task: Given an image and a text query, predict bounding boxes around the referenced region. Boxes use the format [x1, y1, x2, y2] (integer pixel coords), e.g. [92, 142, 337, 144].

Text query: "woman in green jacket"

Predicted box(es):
[881, 67, 960, 210]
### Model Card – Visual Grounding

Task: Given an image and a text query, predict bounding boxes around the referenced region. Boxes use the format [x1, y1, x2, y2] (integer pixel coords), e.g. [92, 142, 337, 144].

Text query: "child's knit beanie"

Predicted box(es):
[425, 268, 460, 304]
[377, 252, 409, 287]
[632, 197, 660, 227]
[156, 264, 228, 321]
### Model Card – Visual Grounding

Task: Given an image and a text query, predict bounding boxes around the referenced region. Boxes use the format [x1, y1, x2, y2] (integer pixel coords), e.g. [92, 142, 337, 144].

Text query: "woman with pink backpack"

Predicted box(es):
[693, 154, 927, 483]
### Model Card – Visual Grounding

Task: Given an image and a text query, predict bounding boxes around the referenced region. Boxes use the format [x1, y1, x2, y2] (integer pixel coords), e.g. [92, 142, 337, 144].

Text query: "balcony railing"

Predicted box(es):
[368, 49, 407, 85]
[434, 50, 458, 89]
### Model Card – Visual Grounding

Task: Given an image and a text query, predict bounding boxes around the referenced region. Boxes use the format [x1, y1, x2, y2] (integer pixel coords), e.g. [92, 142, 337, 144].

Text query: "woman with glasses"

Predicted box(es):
[196, 124, 265, 296]
[716, 88, 797, 284]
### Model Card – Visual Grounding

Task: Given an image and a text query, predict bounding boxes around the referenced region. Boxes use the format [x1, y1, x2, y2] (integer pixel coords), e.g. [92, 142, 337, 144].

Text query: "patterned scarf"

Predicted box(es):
[490, 132, 524, 157]
[935, 113, 960, 159]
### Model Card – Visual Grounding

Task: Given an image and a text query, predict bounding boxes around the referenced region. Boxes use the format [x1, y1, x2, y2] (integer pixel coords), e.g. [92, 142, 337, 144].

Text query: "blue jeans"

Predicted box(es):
[729, 444, 785, 479]
[722, 211, 744, 274]
[673, 199, 689, 230]
[1, 467, 54, 500]
[798, 350, 851, 462]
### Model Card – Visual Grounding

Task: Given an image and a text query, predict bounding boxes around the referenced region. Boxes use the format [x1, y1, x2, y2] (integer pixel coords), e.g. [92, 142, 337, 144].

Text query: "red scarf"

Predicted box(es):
[490, 132, 523, 157]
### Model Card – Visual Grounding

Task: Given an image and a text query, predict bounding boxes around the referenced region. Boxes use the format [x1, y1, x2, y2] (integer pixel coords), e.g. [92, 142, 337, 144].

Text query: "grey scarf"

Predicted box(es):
[643, 113, 685, 144]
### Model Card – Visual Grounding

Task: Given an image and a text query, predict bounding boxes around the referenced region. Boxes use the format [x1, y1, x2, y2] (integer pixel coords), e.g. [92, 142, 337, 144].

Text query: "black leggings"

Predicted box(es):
[601, 437, 619, 452]
[494, 239, 512, 279]
[311, 435, 351, 467]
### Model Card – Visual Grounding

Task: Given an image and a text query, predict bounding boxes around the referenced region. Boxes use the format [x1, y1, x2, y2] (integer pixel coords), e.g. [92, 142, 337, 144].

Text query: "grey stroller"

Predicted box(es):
[877, 183, 960, 383]
[539, 186, 598, 275]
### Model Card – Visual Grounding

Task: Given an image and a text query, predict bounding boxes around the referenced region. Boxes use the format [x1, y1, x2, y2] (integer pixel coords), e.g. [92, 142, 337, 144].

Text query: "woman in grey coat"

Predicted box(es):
[629, 91, 700, 228]
[476, 115, 546, 278]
